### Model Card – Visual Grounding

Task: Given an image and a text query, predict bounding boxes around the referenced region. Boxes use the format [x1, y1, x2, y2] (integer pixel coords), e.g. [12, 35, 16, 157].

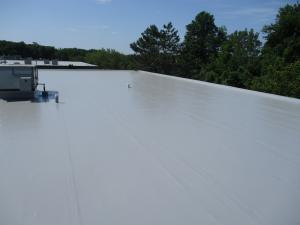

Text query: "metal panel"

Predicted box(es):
[0, 67, 19, 90]
[13, 67, 33, 76]
[19, 77, 32, 91]
[0, 66, 36, 91]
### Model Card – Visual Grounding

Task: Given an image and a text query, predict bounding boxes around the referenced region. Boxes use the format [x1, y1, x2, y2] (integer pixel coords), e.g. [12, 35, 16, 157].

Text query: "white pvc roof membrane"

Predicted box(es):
[0, 70, 300, 225]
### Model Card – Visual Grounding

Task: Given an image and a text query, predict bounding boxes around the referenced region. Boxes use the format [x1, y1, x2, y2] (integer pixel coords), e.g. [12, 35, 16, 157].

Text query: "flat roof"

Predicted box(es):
[0, 64, 36, 67]
[3, 60, 96, 67]
[0, 70, 299, 225]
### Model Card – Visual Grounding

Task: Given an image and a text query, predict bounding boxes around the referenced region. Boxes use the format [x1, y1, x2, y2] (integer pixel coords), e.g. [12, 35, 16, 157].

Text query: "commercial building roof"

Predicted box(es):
[0, 69, 299, 225]
[2, 60, 96, 68]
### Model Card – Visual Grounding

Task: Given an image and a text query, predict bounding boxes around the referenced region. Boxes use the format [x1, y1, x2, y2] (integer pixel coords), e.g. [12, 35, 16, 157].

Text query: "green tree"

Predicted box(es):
[251, 3, 300, 98]
[207, 29, 262, 88]
[251, 60, 300, 98]
[55, 48, 87, 61]
[85, 49, 131, 69]
[263, 3, 300, 63]
[130, 25, 161, 72]
[130, 23, 181, 74]
[159, 22, 181, 74]
[181, 11, 226, 76]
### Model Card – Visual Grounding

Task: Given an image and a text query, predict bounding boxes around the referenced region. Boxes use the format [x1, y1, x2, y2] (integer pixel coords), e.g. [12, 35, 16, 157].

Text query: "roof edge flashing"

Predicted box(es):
[138, 70, 300, 103]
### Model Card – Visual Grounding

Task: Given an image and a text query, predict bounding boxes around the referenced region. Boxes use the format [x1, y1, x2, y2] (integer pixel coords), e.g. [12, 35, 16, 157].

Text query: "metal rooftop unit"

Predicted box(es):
[0, 69, 299, 225]
[0, 65, 39, 99]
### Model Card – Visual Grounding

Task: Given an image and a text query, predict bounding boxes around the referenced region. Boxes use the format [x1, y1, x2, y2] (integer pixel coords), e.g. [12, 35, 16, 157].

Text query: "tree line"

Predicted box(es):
[130, 3, 300, 98]
[0, 3, 299, 98]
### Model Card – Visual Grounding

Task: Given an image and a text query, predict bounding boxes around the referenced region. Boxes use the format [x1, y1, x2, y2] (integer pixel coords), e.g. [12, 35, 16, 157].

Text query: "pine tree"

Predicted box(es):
[181, 11, 226, 76]
[130, 23, 180, 74]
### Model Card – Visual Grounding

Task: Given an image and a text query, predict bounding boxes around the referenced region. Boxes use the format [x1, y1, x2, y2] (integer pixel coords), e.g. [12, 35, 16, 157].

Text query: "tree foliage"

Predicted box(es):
[263, 3, 300, 63]
[0, 41, 56, 59]
[205, 29, 262, 88]
[251, 60, 300, 98]
[130, 22, 181, 74]
[181, 12, 227, 75]
[85, 49, 132, 69]
[252, 3, 300, 98]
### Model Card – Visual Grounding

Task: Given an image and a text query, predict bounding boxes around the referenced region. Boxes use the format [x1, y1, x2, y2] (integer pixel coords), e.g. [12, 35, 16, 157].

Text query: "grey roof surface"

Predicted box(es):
[0, 64, 36, 67]
[3, 60, 96, 67]
[0, 70, 300, 225]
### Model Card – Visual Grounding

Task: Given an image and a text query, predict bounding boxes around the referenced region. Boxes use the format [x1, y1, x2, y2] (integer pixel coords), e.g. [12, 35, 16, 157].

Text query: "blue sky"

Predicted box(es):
[0, 0, 296, 53]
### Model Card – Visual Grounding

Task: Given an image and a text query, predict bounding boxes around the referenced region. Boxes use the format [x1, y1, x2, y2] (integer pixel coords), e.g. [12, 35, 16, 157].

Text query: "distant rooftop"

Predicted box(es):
[0, 59, 96, 68]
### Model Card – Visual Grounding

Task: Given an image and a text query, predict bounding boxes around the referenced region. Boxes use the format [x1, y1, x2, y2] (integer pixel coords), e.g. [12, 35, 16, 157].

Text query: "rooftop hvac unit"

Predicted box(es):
[0, 65, 38, 99]
[0, 65, 59, 102]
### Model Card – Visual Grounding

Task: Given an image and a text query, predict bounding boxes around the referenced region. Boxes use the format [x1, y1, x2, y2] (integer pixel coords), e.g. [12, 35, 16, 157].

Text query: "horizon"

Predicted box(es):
[0, 0, 296, 54]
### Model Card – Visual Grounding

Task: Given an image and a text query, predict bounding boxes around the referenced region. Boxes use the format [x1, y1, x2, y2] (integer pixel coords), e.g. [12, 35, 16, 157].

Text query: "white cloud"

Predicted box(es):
[96, 0, 112, 4]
